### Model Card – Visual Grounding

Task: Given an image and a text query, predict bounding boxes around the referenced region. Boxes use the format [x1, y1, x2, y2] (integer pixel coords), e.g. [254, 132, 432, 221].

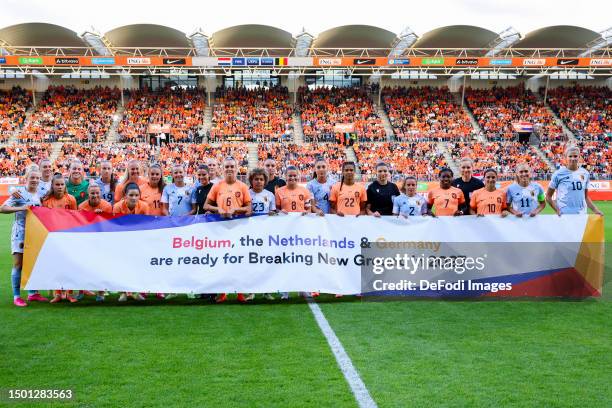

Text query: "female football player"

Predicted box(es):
[330, 162, 366, 216]
[546, 145, 603, 216]
[427, 168, 465, 217]
[42, 174, 78, 303]
[367, 162, 400, 217]
[470, 169, 509, 217]
[307, 158, 335, 216]
[1, 166, 46, 307]
[392, 176, 428, 217]
[245, 168, 277, 301]
[139, 163, 165, 216]
[205, 157, 252, 303]
[113, 183, 150, 302]
[506, 163, 546, 217]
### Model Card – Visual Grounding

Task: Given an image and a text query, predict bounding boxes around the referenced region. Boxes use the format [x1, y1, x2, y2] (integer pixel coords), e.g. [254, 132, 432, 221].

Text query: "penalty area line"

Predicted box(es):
[307, 299, 378, 408]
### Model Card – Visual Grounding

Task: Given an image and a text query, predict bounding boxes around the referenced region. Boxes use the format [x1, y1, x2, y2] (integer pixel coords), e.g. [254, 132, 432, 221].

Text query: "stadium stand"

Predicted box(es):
[55, 142, 249, 177]
[465, 85, 564, 142]
[0, 143, 51, 177]
[0, 87, 32, 143]
[210, 86, 293, 142]
[20, 86, 119, 143]
[299, 87, 385, 143]
[353, 142, 446, 181]
[158, 143, 249, 176]
[448, 141, 552, 179]
[540, 141, 611, 179]
[258, 143, 346, 177]
[545, 85, 612, 141]
[55, 143, 157, 176]
[382, 86, 475, 141]
[118, 87, 205, 143]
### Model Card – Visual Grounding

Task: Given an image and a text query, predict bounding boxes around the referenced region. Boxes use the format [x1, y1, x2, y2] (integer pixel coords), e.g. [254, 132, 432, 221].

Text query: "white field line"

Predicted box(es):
[307, 299, 378, 408]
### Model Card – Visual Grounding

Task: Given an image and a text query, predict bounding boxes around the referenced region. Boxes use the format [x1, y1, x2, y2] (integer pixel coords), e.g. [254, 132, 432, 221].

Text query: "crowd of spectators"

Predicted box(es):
[299, 87, 385, 143]
[0, 143, 51, 177]
[448, 141, 552, 179]
[210, 86, 293, 142]
[465, 85, 564, 142]
[540, 141, 610, 179]
[258, 143, 346, 178]
[545, 85, 611, 141]
[354, 142, 446, 181]
[0, 87, 32, 142]
[118, 87, 205, 143]
[20, 86, 119, 143]
[383, 86, 475, 141]
[55, 142, 248, 177]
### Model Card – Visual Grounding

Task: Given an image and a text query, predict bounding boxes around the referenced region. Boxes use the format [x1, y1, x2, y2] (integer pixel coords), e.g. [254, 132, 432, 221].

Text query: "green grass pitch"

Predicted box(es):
[0, 204, 610, 407]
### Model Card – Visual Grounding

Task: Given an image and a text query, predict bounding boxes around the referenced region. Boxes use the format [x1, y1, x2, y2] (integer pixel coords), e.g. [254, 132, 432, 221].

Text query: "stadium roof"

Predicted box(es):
[210, 24, 294, 49]
[512, 25, 601, 53]
[411, 25, 499, 54]
[105, 24, 190, 48]
[0, 22, 86, 53]
[312, 25, 397, 55]
[0, 22, 608, 54]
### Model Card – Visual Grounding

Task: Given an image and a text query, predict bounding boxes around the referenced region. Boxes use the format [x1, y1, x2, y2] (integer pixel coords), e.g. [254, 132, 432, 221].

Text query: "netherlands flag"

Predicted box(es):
[218, 58, 231, 66]
[512, 121, 534, 132]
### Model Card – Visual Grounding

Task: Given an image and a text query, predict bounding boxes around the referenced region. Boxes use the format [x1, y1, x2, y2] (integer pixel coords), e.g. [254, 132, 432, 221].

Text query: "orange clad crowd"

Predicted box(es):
[448, 142, 551, 179]
[157, 143, 249, 176]
[0, 87, 32, 142]
[118, 87, 205, 143]
[0, 144, 51, 177]
[210, 86, 293, 142]
[54, 142, 249, 177]
[299, 87, 385, 143]
[546, 85, 612, 141]
[20, 86, 119, 143]
[258, 143, 346, 176]
[383, 86, 475, 141]
[541, 141, 610, 178]
[353, 142, 446, 181]
[465, 85, 564, 142]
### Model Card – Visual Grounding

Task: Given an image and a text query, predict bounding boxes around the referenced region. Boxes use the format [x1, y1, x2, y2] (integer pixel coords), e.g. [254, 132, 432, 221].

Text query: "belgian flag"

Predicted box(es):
[275, 58, 288, 66]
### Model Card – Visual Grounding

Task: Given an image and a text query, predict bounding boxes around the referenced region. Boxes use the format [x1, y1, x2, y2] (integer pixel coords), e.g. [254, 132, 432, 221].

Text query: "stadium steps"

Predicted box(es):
[455, 94, 486, 142]
[369, 92, 395, 141]
[49, 142, 64, 163]
[541, 100, 578, 142]
[7, 106, 36, 144]
[375, 104, 395, 141]
[247, 143, 259, 170]
[532, 145, 556, 172]
[345, 146, 362, 178]
[438, 142, 460, 174]
[203, 105, 213, 135]
[105, 105, 125, 143]
[292, 113, 304, 144]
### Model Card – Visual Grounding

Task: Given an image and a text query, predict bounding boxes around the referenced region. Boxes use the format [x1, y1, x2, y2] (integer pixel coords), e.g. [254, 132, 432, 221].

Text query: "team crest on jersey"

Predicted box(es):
[580, 175, 585, 180]
[531, 191, 535, 197]
[299, 194, 304, 201]
[451, 193, 457, 199]
[354, 191, 360, 198]
[235, 192, 241, 198]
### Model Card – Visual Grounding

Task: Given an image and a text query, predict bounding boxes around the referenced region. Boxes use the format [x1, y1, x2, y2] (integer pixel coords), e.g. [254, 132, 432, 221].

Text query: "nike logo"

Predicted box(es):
[166, 59, 181, 64]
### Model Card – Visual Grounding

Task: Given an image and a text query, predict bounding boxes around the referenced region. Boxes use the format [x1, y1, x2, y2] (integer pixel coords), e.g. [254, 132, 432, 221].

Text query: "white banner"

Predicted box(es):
[22, 209, 602, 296]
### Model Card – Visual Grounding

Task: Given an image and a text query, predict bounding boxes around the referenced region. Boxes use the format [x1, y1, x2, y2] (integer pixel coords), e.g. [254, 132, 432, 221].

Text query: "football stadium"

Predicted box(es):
[0, 1, 611, 406]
